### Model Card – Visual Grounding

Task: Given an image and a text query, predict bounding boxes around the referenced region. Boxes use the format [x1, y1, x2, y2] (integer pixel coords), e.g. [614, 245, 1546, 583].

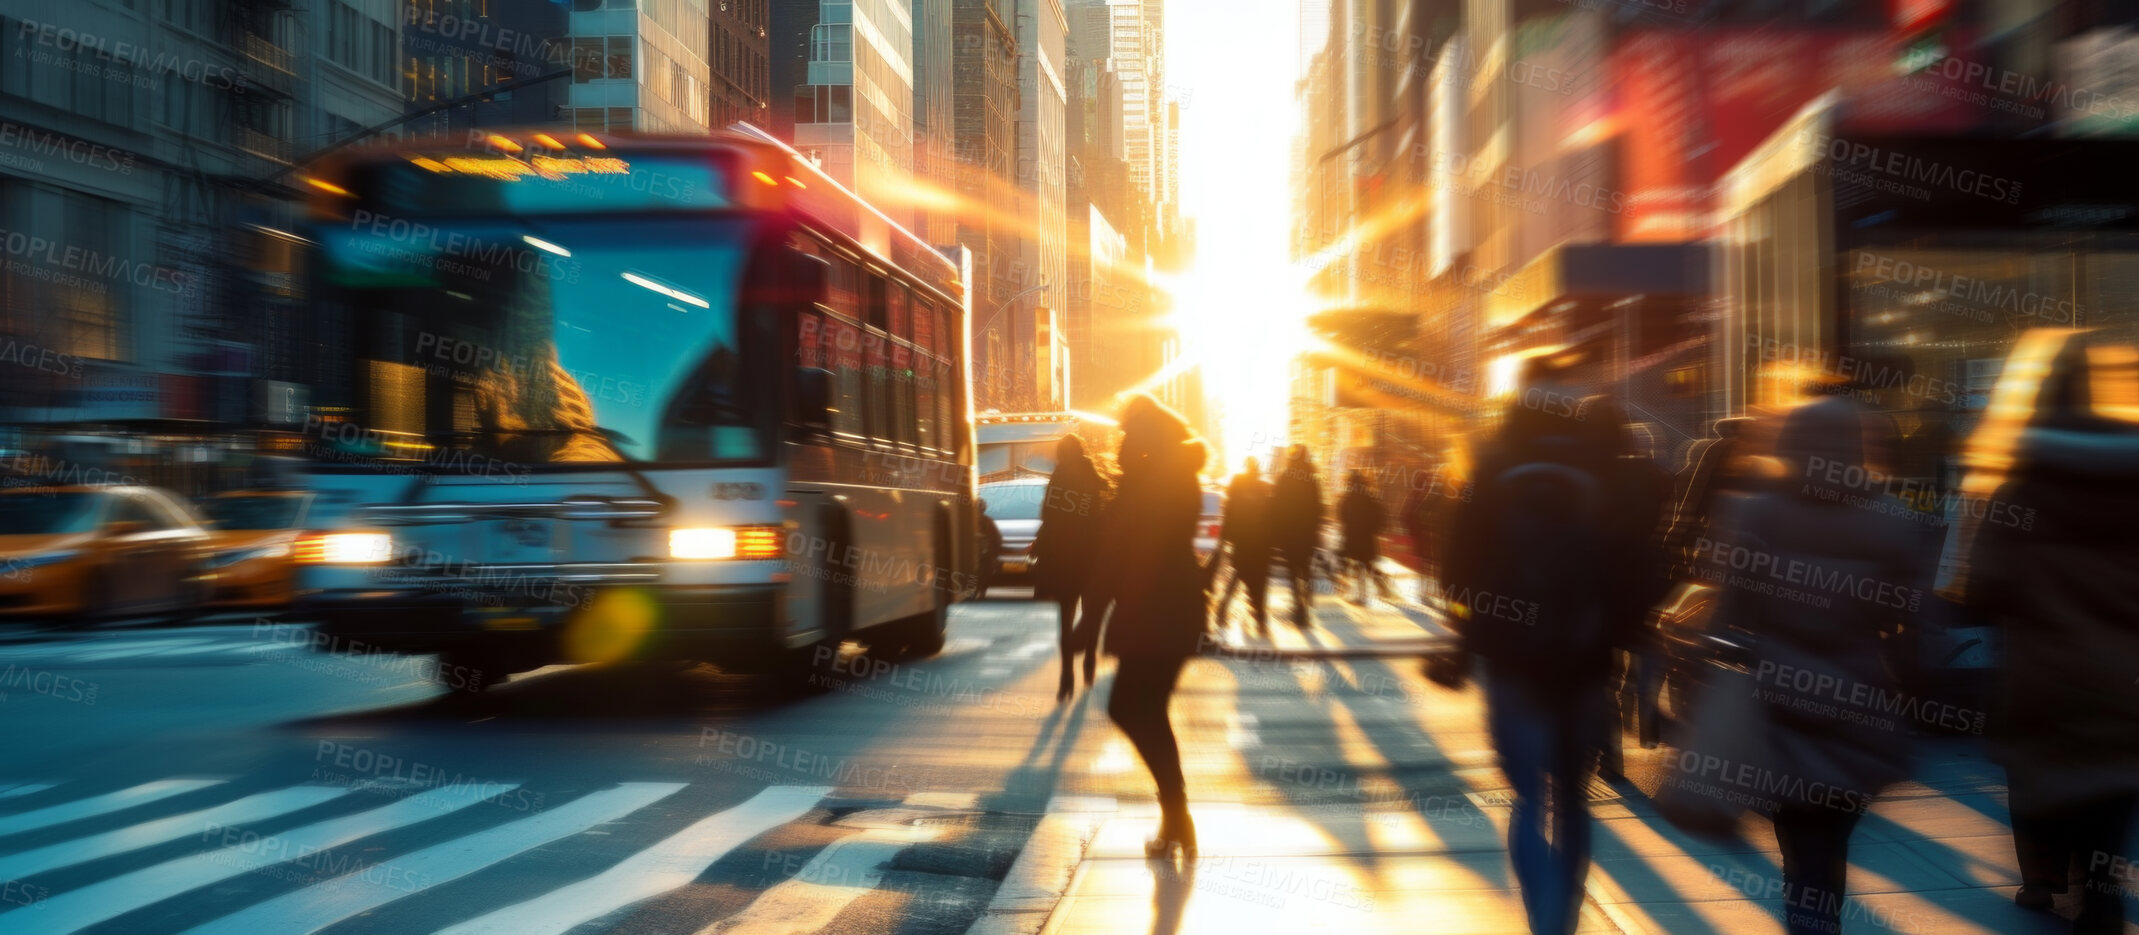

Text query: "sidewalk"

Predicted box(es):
[979, 575, 2139, 935]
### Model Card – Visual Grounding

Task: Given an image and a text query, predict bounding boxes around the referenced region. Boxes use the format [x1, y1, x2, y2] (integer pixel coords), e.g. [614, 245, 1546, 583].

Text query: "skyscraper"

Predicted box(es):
[562, 0, 712, 132]
[910, 0, 958, 245]
[773, 0, 917, 227]
[712, 0, 772, 131]
[1014, 0, 1069, 408]
[950, 0, 1019, 407]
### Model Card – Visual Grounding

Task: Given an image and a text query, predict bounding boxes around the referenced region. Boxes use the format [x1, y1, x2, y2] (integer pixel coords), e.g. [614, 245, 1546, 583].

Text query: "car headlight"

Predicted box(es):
[669, 525, 782, 560]
[208, 543, 293, 569]
[294, 532, 393, 565]
[6, 550, 79, 572]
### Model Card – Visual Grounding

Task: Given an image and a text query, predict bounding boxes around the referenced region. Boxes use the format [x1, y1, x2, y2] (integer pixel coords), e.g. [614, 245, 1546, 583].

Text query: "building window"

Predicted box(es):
[572, 38, 602, 82]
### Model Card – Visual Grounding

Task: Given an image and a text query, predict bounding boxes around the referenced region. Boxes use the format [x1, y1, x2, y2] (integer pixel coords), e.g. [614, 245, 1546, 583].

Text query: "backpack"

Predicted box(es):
[1468, 453, 1614, 681]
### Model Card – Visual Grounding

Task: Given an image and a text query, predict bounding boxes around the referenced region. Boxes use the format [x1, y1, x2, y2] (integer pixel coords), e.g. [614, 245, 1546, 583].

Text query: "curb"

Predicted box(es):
[964, 806, 1108, 935]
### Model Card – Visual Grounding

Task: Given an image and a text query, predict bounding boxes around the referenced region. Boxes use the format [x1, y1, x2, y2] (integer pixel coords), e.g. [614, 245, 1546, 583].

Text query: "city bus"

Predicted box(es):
[287, 126, 976, 690]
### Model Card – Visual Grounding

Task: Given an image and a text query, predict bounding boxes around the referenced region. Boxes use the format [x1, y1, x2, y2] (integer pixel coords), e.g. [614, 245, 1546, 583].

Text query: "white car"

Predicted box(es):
[979, 476, 1049, 583]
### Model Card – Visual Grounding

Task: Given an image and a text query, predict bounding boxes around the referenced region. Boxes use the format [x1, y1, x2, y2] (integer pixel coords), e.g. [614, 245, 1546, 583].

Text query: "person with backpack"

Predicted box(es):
[1338, 470, 1387, 604]
[1269, 445, 1324, 629]
[1434, 370, 1668, 935]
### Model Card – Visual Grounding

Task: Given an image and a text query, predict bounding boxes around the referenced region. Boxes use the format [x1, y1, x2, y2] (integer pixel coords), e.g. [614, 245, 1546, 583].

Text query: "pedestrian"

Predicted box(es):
[1661, 416, 1753, 582]
[1406, 446, 1467, 605]
[1099, 394, 1209, 861]
[1434, 367, 1668, 935]
[1032, 434, 1112, 702]
[1269, 444, 1323, 629]
[1337, 470, 1387, 604]
[1960, 331, 2139, 932]
[1213, 457, 1273, 635]
[1706, 396, 1933, 935]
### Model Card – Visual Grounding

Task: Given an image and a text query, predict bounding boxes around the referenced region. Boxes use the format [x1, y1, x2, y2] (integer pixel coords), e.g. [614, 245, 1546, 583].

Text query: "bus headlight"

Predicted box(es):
[669, 526, 782, 561]
[295, 532, 394, 565]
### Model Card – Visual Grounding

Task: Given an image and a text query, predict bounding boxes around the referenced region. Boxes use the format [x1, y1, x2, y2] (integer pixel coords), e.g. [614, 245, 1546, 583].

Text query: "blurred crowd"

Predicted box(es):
[1034, 327, 2138, 935]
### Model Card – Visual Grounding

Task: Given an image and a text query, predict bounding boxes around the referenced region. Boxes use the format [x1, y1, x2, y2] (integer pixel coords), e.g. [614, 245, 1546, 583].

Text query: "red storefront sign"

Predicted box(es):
[1613, 28, 1978, 242]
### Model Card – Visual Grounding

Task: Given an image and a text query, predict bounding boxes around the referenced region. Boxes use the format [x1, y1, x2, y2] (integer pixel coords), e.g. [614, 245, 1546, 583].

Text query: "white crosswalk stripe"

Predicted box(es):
[0, 780, 1037, 935]
[0, 785, 349, 881]
[14, 782, 516, 935]
[702, 800, 943, 935]
[433, 785, 831, 935]
[0, 778, 225, 836]
[182, 782, 689, 935]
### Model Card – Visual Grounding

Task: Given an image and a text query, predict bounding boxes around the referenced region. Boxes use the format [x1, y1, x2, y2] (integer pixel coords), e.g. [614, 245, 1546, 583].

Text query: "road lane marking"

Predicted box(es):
[180, 782, 688, 935]
[0, 785, 349, 881]
[0, 782, 57, 798]
[68, 640, 218, 662]
[434, 785, 830, 935]
[0, 639, 202, 660]
[0, 779, 225, 836]
[16, 782, 515, 935]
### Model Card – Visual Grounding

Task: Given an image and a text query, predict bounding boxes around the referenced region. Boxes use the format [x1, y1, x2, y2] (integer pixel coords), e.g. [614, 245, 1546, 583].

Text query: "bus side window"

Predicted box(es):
[826, 254, 860, 318]
[888, 283, 911, 343]
[936, 357, 955, 456]
[796, 310, 824, 369]
[916, 354, 937, 451]
[891, 341, 916, 447]
[864, 271, 887, 332]
[826, 314, 865, 438]
[864, 327, 889, 443]
[914, 296, 937, 354]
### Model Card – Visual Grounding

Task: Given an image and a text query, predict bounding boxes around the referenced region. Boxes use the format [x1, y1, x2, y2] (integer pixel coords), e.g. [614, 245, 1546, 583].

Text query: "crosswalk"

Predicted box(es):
[0, 776, 1050, 935]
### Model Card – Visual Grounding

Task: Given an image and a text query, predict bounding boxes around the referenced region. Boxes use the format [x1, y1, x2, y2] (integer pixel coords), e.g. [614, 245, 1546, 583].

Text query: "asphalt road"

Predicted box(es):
[0, 584, 1493, 935]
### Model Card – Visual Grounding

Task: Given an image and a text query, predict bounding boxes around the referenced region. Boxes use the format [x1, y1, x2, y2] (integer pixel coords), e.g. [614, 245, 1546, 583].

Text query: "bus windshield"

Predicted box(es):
[313, 214, 771, 465]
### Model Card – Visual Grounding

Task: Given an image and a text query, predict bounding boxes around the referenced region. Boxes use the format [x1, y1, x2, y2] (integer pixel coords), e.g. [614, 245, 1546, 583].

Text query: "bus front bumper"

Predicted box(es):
[296, 584, 792, 664]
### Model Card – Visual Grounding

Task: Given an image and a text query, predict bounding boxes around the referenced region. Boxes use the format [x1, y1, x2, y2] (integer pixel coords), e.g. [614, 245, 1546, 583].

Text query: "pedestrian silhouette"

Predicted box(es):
[1214, 457, 1274, 635]
[1707, 396, 1934, 935]
[1662, 416, 1753, 582]
[1269, 444, 1323, 629]
[1098, 394, 1208, 861]
[1338, 470, 1387, 604]
[1032, 434, 1112, 701]
[1960, 330, 2139, 932]
[1439, 368, 1668, 935]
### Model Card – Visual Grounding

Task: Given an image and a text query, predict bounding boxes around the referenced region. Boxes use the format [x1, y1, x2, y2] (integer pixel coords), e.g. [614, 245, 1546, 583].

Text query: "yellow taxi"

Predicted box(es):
[197, 490, 314, 610]
[0, 485, 213, 622]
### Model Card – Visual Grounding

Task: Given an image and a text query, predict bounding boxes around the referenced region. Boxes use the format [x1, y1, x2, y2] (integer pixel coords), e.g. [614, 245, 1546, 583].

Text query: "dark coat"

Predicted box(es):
[1221, 472, 1272, 556]
[1270, 465, 1322, 558]
[1712, 399, 1936, 808]
[1444, 436, 1668, 690]
[1338, 486, 1386, 561]
[1098, 436, 1208, 659]
[1969, 426, 2139, 807]
[1031, 455, 1110, 601]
